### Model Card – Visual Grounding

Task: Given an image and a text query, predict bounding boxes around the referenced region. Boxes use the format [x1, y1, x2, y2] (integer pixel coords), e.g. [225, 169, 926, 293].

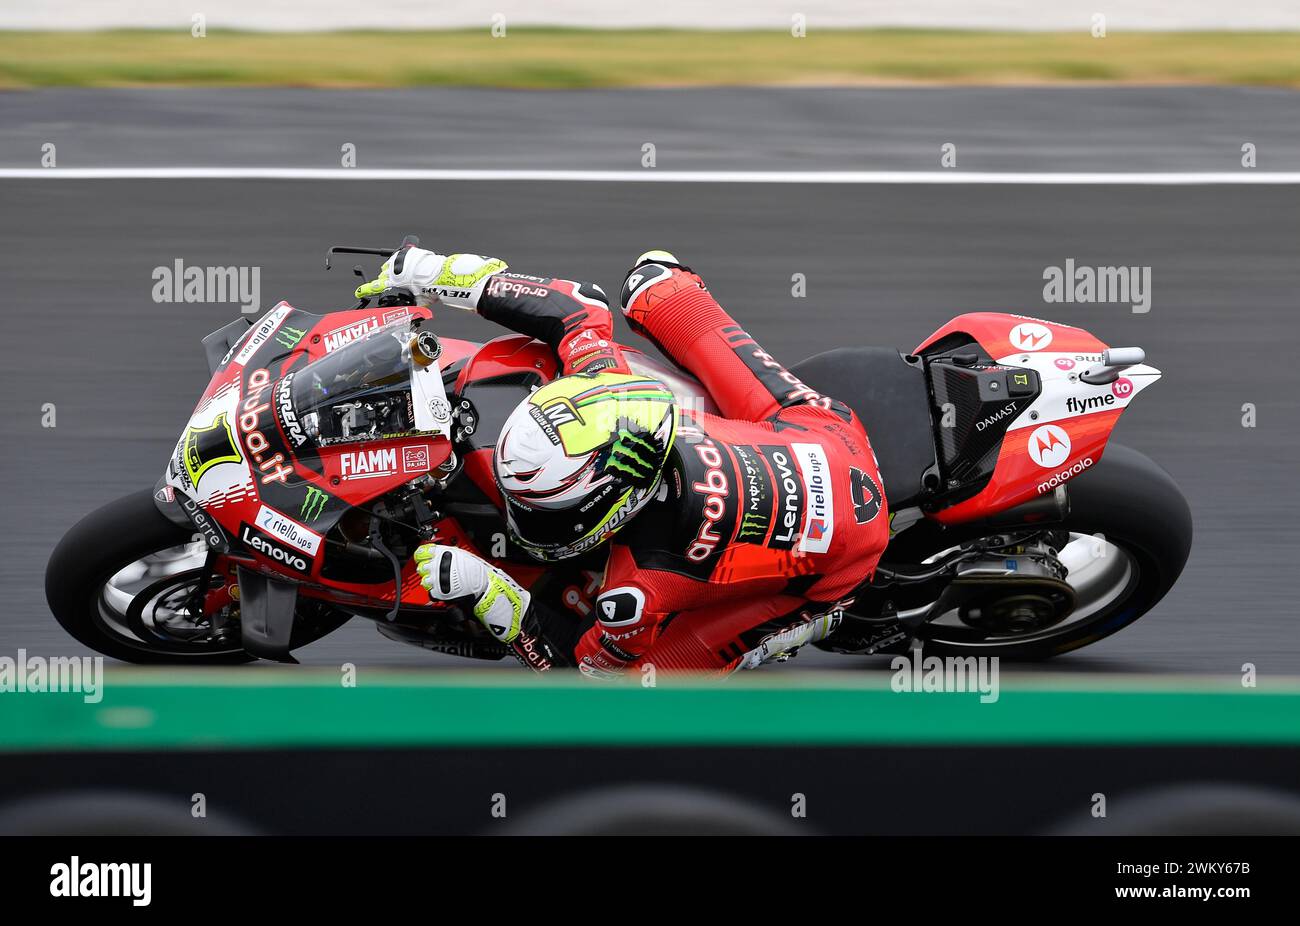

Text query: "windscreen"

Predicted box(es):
[288, 321, 417, 445]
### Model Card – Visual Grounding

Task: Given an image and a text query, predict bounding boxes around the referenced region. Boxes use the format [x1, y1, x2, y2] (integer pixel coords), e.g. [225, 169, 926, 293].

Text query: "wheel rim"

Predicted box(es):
[918, 532, 1140, 649]
[93, 542, 244, 656]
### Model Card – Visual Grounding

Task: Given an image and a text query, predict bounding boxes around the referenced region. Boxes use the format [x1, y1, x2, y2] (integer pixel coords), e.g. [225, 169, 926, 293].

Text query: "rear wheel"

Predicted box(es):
[888, 444, 1192, 659]
[46, 489, 350, 663]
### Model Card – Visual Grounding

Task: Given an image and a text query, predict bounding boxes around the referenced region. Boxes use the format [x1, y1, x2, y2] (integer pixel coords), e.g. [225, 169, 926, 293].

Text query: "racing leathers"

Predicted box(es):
[374, 248, 891, 676]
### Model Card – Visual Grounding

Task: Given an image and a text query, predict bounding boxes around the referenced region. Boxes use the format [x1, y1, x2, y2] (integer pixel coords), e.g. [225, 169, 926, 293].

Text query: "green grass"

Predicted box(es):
[1, 29, 1299, 89]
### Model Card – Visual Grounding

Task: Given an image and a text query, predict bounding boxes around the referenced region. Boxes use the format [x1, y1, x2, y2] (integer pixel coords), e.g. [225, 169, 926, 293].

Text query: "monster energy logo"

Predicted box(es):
[604, 427, 660, 484]
[276, 325, 307, 349]
[300, 486, 328, 521]
[737, 511, 769, 541]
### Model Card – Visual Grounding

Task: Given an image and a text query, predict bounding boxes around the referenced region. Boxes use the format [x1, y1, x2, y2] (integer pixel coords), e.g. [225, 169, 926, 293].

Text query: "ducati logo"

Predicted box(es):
[1010, 322, 1054, 352]
[1027, 424, 1072, 469]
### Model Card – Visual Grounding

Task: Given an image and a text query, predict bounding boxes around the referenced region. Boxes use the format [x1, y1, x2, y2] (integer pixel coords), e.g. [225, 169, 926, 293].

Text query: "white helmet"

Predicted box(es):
[494, 371, 677, 560]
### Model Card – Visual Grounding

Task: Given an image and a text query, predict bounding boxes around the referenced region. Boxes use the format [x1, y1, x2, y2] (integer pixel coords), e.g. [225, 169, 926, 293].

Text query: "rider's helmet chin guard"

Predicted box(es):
[493, 372, 678, 561]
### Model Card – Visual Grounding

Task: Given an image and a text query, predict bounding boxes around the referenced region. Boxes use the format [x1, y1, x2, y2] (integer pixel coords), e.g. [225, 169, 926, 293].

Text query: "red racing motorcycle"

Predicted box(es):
[47, 240, 1192, 665]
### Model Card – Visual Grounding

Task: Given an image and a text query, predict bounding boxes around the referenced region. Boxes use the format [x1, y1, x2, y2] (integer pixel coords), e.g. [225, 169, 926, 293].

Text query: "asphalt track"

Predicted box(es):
[5, 87, 1300, 172]
[1, 88, 1298, 675]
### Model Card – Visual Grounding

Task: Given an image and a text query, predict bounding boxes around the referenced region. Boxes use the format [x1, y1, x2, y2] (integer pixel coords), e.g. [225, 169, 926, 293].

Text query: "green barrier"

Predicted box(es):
[2, 670, 1298, 752]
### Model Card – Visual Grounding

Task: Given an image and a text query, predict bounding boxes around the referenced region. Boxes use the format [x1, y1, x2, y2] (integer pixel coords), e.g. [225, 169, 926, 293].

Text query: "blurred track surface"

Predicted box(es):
[4, 87, 1300, 172]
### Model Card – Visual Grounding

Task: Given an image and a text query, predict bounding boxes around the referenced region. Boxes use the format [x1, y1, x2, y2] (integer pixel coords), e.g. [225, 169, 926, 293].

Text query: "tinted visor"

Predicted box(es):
[501, 480, 625, 559]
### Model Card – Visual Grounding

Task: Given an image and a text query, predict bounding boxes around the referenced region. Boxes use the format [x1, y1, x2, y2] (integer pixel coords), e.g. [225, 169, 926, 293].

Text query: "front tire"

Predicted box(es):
[46, 489, 349, 663]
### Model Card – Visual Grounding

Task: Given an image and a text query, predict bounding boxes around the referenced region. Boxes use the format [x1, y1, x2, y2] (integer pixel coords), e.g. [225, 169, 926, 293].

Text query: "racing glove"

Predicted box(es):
[355, 247, 508, 310]
[414, 543, 573, 672]
[414, 543, 529, 643]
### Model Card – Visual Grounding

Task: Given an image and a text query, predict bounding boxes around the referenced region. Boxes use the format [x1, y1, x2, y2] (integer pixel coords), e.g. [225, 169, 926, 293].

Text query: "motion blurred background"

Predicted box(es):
[1, 1, 1298, 835]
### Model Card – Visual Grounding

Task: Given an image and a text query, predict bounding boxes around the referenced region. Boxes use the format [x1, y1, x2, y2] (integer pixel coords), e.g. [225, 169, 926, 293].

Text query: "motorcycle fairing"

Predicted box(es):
[164, 301, 481, 603]
[235, 565, 300, 663]
[916, 313, 1161, 523]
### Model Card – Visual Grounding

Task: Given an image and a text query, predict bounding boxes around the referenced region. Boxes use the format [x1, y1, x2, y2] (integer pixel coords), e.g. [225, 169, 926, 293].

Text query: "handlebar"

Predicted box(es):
[324, 234, 422, 310]
[323, 233, 420, 270]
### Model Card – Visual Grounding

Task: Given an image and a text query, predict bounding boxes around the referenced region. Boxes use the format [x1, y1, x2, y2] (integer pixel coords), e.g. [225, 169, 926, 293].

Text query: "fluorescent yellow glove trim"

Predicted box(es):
[435, 256, 508, 288]
[473, 572, 525, 643]
[354, 267, 390, 299]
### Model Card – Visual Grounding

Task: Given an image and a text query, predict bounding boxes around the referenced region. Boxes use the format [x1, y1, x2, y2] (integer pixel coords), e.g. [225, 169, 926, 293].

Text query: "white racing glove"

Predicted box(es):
[414, 543, 530, 643]
[355, 247, 508, 310]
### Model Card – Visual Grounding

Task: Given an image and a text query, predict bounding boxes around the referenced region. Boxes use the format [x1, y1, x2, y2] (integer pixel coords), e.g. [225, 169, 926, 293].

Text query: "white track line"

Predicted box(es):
[2, 168, 1300, 184]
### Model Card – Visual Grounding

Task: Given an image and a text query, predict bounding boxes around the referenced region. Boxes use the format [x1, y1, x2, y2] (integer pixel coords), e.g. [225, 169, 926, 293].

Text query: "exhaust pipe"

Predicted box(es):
[977, 486, 1069, 529]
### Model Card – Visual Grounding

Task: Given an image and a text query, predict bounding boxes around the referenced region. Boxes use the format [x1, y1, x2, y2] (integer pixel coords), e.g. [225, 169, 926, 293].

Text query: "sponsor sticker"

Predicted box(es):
[240, 523, 311, 574]
[254, 504, 322, 556]
[1065, 392, 1116, 416]
[791, 442, 835, 553]
[977, 402, 1019, 432]
[323, 317, 380, 353]
[1027, 424, 1072, 469]
[760, 444, 804, 551]
[233, 304, 294, 367]
[239, 368, 295, 487]
[402, 444, 431, 472]
[731, 444, 773, 545]
[275, 325, 307, 350]
[1037, 457, 1094, 494]
[685, 438, 730, 563]
[300, 486, 329, 521]
[1009, 322, 1054, 352]
[340, 447, 395, 480]
[275, 373, 308, 447]
[181, 494, 227, 550]
[339, 444, 430, 481]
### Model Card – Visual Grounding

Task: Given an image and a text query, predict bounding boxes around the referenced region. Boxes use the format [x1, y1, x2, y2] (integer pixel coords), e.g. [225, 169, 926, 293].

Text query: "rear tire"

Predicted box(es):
[46, 489, 349, 663]
[891, 444, 1192, 659]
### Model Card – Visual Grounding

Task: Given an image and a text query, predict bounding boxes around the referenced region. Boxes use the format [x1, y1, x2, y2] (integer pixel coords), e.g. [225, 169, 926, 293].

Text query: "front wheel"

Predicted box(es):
[888, 444, 1192, 659]
[46, 489, 350, 663]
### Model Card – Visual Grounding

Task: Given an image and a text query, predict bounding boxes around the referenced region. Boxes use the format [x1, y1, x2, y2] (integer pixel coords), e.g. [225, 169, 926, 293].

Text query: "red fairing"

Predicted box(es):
[435, 337, 479, 370]
[915, 312, 1107, 360]
[915, 312, 1122, 525]
[936, 408, 1122, 524]
[454, 334, 557, 394]
[174, 302, 461, 608]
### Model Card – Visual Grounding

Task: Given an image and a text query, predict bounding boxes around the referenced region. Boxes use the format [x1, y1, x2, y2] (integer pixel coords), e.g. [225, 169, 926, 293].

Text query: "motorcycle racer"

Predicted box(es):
[355, 247, 891, 677]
